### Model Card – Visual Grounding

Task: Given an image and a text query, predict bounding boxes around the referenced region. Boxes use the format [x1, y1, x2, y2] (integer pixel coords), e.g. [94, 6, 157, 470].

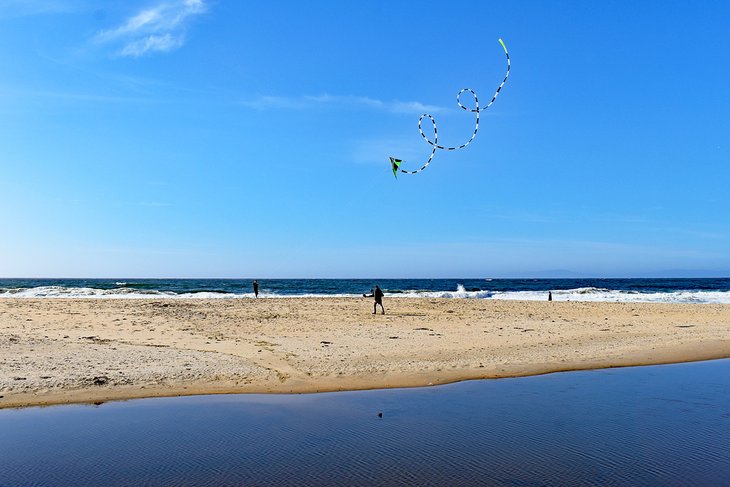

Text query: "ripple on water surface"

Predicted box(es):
[1, 359, 730, 486]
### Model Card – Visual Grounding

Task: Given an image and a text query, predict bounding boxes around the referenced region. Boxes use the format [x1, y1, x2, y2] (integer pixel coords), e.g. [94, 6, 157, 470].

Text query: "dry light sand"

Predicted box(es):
[1, 297, 729, 409]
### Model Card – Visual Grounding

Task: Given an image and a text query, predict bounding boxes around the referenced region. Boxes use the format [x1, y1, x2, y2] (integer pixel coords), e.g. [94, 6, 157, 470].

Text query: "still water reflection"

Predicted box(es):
[2, 360, 729, 486]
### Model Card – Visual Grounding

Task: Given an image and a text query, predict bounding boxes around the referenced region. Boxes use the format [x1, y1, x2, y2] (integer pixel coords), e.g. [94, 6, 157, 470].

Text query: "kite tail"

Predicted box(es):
[398, 115, 438, 175]
[466, 38, 511, 113]
[419, 38, 510, 151]
[392, 38, 510, 176]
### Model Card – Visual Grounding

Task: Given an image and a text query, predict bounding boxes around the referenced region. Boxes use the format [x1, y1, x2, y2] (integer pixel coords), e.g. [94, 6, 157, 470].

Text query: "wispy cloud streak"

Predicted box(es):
[94, 0, 206, 57]
[241, 93, 445, 114]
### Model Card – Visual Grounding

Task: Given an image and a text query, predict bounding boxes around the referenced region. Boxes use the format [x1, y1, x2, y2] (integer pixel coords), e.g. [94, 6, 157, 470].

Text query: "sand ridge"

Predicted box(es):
[1, 297, 729, 408]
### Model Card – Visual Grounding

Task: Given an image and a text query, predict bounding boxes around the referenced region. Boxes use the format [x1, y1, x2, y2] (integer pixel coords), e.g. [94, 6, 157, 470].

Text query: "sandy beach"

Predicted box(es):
[1, 297, 729, 409]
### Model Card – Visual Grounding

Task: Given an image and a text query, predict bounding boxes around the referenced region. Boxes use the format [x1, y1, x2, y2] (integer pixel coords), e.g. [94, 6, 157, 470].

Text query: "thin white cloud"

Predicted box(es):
[94, 0, 206, 57]
[241, 95, 310, 111]
[119, 33, 183, 57]
[241, 93, 445, 114]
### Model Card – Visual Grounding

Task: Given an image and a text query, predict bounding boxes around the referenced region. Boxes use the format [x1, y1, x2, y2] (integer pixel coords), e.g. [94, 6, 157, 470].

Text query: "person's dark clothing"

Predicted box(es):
[253, 281, 259, 298]
[368, 286, 385, 314]
[374, 286, 384, 303]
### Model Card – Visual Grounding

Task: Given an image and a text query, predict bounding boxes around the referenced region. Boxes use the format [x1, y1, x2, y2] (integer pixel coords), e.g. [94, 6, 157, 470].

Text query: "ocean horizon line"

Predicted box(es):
[2, 274, 730, 280]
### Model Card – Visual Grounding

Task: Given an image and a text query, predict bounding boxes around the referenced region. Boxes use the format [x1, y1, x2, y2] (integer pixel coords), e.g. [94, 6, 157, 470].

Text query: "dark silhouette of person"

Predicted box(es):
[548, 291, 553, 301]
[253, 280, 259, 298]
[364, 285, 385, 315]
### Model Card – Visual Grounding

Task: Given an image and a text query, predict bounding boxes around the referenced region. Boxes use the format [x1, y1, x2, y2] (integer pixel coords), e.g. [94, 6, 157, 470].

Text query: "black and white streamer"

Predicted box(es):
[395, 38, 510, 175]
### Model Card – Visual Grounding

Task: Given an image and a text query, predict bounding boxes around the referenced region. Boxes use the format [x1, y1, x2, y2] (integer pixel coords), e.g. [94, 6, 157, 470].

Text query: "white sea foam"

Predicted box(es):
[1, 284, 729, 304]
[484, 287, 730, 304]
[396, 284, 494, 299]
[0, 286, 358, 300]
[0, 286, 178, 298]
[383, 285, 730, 304]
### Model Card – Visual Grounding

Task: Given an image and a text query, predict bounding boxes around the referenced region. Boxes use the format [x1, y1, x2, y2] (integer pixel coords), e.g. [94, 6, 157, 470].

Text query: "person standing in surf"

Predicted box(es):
[364, 285, 385, 315]
[253, 280, 259, 298]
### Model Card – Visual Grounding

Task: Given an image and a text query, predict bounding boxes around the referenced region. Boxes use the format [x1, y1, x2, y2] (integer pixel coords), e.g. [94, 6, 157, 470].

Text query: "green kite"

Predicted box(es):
[389, 157, 402, 178]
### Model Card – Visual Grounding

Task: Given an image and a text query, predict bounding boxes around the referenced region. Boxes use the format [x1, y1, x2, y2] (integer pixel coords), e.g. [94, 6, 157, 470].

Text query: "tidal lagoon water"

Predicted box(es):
[1, 360, 729, 486]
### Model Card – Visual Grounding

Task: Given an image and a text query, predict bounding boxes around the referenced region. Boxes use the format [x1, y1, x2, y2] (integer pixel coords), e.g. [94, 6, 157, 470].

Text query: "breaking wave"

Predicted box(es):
[395, 285, 730, 304]
[1, 283, 729, 303]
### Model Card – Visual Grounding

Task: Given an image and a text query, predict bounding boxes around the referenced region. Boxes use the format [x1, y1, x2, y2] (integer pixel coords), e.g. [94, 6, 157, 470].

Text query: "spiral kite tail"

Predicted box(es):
[400, 147, 436, 174]
[392, 38, 509, 176]
[481, 38, 510, 112]
[400, 125, 438, 174]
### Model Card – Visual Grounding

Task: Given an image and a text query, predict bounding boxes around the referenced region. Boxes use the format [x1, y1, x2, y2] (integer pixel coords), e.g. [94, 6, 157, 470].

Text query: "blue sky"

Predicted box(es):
[1, 0, 729, 278]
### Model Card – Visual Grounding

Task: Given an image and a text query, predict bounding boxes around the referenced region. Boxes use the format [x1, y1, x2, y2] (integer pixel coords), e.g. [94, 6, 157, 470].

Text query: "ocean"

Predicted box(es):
[1, 278, 730, 303]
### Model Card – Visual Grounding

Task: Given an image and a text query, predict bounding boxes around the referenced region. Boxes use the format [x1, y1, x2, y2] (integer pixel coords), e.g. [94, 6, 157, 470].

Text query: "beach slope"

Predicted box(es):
[1, 298, 729, 408]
